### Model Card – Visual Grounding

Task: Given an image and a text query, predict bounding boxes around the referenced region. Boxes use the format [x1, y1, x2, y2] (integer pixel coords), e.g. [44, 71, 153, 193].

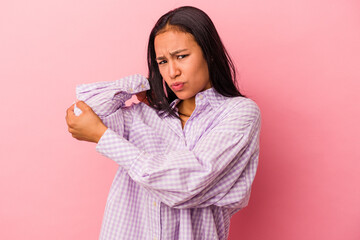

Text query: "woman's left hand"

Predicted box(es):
[136, 91, 149, 105]
[66, 101, 108, 143]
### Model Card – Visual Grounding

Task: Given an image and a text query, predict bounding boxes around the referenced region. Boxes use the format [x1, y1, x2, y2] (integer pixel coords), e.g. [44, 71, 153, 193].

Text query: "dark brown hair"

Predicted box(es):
[146, 6, 244, 117]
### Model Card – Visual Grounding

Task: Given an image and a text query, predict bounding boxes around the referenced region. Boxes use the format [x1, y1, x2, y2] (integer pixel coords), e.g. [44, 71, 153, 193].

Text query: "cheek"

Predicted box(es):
[193, 61, 209, 81]
[163, 79, 170, 87]
[158, 66, 168, 80]
[191, 55, 208, 74]
[160, 74, 171, 88]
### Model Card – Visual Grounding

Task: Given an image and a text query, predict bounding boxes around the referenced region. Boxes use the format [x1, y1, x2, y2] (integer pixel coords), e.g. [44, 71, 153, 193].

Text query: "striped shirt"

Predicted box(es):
[75, 74, 261, 240]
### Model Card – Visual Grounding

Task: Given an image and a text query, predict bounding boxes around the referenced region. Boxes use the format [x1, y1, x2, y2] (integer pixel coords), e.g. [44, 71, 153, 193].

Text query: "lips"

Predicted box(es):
[171, 82, 184, 91]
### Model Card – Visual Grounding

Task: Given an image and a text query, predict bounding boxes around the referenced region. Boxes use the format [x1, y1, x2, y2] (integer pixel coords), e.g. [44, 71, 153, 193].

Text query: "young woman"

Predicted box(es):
[66, 6, 260, 240]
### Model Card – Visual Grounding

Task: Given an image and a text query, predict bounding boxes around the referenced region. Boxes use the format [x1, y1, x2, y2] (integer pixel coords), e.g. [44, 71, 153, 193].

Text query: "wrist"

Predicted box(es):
[95, 124, 108, 143]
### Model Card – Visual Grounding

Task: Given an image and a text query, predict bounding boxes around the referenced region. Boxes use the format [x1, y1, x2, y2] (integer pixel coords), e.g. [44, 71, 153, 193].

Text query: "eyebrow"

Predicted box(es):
[156, 49, 188, 60]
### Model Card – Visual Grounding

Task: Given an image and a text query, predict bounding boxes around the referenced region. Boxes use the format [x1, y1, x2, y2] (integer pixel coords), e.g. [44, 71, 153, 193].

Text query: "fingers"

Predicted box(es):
[136, 91, 149, 106]
[136, 91, 146, 99]
[76, 101, 90, 111]
[66, 102, 76, 113]
[68, 103, 75, 111]
[65, 103, 77, 130]
[66, 103, 75, 119]
[65, 102, 81, 138]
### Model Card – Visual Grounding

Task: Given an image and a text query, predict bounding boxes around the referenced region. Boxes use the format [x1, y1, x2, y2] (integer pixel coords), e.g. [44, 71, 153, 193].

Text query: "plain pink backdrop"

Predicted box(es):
[1, 0, 359, 239]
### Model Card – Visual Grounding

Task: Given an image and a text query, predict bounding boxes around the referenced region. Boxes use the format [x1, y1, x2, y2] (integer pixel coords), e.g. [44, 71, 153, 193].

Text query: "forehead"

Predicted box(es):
[154, 30, 197, 54]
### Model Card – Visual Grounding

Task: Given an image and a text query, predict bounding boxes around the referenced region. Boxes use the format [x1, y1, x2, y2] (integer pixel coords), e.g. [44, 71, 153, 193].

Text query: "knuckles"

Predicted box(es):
[66, 118, 75, 127]
[68, 126, 74, 134]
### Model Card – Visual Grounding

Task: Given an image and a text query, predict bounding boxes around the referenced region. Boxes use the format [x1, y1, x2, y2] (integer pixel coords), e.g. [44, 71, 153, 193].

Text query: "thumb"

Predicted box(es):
[75, 101, 90, 111]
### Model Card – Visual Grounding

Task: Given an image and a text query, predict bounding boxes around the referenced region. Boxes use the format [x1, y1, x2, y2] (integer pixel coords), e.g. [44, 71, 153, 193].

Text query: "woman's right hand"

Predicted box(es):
[66, 101, 108, 143]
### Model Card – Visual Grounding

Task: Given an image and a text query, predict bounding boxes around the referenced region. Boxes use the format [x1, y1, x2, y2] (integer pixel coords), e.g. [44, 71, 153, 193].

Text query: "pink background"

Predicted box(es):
[1, 0, 359, 239]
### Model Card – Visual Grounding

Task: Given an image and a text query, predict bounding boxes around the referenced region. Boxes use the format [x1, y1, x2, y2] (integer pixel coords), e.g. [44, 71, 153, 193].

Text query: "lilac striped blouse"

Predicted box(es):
[75, 74, 261, 240]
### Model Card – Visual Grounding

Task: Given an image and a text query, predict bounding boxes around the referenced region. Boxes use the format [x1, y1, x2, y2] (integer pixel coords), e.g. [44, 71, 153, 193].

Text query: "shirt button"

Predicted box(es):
[153, 201, 156, 207]
[199, 94, 203, 99]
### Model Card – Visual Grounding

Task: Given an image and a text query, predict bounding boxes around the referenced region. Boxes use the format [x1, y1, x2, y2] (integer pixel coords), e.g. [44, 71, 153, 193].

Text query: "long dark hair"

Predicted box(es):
[146, 6, 244, 117]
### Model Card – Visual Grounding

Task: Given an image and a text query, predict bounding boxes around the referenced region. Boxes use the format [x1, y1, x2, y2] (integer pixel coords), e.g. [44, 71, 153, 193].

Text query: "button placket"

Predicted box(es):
[149, 198, 161, 240]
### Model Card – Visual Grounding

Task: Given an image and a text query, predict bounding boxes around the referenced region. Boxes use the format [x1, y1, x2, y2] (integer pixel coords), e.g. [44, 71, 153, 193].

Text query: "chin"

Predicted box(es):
[174, 92, 193, 100]
[177, 96, 195, 101]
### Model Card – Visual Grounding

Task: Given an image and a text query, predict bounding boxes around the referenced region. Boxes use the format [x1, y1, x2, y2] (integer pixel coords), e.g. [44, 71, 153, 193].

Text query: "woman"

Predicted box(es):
[66, 6, 260, 240]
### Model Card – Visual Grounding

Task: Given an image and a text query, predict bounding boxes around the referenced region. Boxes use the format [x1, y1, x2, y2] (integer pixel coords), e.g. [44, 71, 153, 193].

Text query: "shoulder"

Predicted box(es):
[230, 97, 260, 115]
[204, 88, 259, 118]
[219, 96, 261, 122]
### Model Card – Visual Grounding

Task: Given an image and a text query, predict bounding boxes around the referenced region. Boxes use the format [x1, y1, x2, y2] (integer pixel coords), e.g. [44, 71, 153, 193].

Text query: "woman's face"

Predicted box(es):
[154, 29, 211, 101]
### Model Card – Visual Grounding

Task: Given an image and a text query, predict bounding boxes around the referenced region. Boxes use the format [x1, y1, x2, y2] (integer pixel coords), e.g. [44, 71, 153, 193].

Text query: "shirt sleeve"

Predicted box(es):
[75, 74, 150, 135]
[96, 99, 261, 209]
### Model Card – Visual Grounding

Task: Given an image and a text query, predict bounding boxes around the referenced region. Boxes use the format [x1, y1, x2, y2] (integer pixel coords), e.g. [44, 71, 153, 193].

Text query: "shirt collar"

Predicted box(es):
[169, 99, 181, 109]
[169, 87, 228, 110]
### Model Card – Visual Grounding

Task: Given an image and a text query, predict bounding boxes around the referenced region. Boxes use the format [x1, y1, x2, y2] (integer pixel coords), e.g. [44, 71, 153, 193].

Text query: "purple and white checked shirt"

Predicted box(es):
[76, 74, 261, 240]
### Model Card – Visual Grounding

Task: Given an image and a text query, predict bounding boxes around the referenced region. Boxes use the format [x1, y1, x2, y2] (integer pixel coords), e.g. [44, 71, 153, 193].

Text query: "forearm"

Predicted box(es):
[75, 74, 150, 118]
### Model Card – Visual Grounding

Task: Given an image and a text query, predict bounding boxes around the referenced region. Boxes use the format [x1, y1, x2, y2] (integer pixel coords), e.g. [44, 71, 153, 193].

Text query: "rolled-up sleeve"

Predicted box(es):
[75, 74, 150, 136]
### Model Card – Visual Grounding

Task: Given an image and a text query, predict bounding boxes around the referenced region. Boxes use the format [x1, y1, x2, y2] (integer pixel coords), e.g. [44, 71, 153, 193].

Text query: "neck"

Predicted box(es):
[178, 97, 195, 117]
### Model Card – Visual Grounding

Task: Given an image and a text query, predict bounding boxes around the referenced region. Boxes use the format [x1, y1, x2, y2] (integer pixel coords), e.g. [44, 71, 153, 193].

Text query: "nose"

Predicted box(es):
[168, 60, 180, 79]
